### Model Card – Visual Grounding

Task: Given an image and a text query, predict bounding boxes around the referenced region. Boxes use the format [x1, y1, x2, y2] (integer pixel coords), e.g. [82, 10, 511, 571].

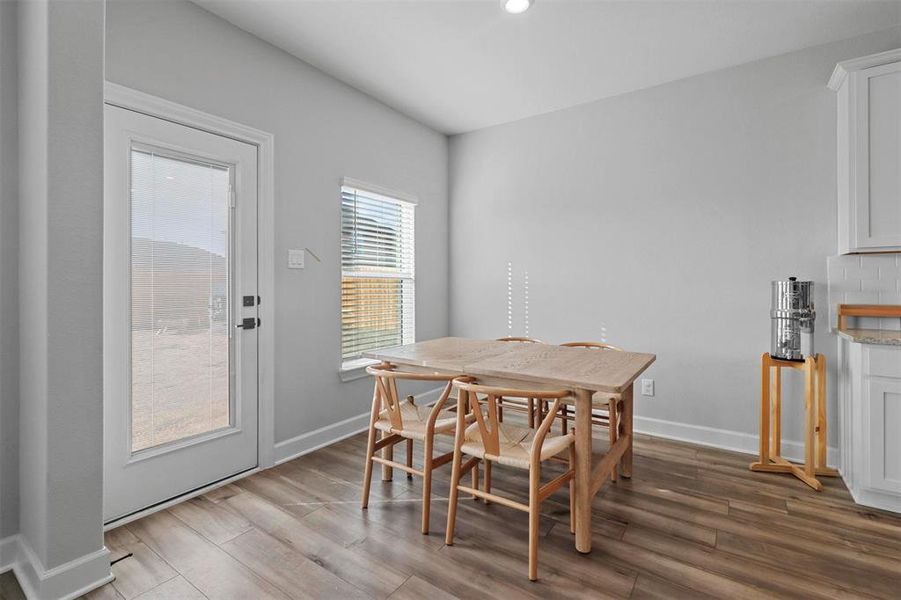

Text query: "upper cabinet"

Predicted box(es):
[829, 49, 901, 254]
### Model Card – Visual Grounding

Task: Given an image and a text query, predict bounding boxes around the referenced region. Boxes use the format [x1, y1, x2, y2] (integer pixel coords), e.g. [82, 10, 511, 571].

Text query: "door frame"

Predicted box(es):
[103, 82, 276, 514]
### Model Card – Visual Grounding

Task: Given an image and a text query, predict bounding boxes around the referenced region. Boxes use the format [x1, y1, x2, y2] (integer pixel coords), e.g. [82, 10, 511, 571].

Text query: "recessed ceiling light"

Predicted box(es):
[503, 0, 533, 15]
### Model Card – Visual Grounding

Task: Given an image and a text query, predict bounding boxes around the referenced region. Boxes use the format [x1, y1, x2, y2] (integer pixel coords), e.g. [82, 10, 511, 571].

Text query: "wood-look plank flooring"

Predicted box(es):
[0, 571, 24, 600]
[82, 420, 901, 599]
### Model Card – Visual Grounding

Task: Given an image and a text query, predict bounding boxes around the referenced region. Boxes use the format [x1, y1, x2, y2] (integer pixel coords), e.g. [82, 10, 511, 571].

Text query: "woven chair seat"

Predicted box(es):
[374, 399, 459, 440]
[460, 422, 574, 469]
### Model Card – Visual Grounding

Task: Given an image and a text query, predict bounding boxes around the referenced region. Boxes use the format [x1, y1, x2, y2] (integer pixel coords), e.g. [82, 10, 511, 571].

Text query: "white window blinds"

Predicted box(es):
[341, 184, 415, 365]
[130, 147, 232, 451]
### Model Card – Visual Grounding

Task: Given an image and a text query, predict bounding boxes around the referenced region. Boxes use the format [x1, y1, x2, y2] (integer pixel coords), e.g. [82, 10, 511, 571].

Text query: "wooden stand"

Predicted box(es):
[749, 353, 839, 491]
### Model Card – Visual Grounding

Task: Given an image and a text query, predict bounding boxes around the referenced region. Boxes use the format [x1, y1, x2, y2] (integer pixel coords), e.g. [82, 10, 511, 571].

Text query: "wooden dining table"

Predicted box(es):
[365, 336, 656, 553]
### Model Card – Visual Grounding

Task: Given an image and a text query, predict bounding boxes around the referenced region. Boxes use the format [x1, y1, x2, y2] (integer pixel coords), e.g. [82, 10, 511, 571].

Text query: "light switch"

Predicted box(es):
[287, 248, 305, 269]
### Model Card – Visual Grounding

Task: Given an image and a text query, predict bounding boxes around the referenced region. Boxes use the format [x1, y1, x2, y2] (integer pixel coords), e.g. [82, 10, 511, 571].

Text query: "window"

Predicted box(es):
[341, 182, 415, 369]
[130, 146, 232, 451]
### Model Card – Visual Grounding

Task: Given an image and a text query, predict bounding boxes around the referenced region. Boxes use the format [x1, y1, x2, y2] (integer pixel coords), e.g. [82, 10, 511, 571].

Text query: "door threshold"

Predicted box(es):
[103, 466, 260, 531]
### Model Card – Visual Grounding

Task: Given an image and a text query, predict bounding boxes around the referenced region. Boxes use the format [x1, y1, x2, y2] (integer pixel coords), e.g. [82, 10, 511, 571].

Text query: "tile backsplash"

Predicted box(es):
[827, 254, 901, 331]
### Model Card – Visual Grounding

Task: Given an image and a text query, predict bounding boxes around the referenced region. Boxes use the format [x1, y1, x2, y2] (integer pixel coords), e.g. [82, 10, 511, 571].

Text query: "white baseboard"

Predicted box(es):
[274, 387, 445, 465]
[274, 394, 839, 469]
[0, 534, 112, 600]
[847, 485, 901, 514]
[634, 415, 840, 468]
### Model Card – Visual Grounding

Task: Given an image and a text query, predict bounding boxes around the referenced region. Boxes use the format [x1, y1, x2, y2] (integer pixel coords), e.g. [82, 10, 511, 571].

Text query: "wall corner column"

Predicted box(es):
[17, 0, 111, 597]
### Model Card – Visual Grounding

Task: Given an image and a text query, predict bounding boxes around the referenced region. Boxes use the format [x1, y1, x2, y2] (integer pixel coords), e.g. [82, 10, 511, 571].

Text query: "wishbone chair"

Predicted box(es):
[445, 377, 575, 581]
[362, 363, 468, 534]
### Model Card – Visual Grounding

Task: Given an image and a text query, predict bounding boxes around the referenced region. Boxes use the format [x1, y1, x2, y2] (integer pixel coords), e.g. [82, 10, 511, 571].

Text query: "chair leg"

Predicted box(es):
[381, 430, 394, 481]
[406, 438, 414, 480]
[498, 397, 504, 422]
[362, 426, 377, 509]
[561, 405, 568, 435]
[483, 459, 492, 504]
[421, 435, 433, 534]
[528, 398, 534, 428]
[362, 385, 380, 509]
[446, 389, 467, 546]
[528, 463, 541, 581]
[471, 461, 480, 500]
[445, 445, 464, 546]
[568, 445, 576, 534]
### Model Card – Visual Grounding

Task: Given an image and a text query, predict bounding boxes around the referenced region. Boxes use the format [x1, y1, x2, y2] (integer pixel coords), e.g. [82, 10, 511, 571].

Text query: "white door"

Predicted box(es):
[103, 105, 259, 522]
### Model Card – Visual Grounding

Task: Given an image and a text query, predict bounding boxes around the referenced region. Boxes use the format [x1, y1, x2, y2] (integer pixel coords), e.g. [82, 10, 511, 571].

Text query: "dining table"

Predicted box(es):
[365, 336, 656, 553]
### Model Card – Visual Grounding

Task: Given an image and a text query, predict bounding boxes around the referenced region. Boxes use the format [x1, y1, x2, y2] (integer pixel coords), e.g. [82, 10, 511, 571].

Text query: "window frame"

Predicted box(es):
[338, 178, 417, 379]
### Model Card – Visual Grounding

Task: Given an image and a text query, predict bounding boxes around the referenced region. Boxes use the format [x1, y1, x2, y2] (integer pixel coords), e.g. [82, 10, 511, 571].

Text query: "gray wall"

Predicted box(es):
[18, 0, 107, 577]
[0, 0, 19, 541]
[105, 0, 449, 446]
[449, 27, 901, 449]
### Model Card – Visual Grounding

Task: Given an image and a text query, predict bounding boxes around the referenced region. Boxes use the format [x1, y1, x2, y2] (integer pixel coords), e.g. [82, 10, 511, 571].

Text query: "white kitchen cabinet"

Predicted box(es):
[829, 49, 901, 254]
[838, 337, 901, 512]
[866, 378, 901, 495]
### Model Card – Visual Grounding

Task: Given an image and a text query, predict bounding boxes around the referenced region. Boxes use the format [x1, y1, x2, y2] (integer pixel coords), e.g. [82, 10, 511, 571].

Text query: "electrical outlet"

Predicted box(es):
[641, 379, 655, 397]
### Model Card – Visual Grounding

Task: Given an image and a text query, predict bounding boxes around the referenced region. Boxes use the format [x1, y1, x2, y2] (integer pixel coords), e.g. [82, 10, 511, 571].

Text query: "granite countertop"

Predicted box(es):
[836, 328, 901, 346]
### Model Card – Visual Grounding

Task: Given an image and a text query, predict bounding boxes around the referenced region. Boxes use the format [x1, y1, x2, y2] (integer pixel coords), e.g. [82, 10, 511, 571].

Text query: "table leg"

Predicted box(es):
[574, 388, 593, 553]
[621, 384, 634, 478]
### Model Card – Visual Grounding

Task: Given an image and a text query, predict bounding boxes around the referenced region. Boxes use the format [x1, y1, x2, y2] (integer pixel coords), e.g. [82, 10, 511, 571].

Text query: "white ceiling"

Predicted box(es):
[195, 0, 901, 134]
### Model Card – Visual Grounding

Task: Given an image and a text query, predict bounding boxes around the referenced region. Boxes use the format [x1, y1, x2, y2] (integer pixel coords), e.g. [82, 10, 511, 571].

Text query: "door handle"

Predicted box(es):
[235, 317, 258, 330]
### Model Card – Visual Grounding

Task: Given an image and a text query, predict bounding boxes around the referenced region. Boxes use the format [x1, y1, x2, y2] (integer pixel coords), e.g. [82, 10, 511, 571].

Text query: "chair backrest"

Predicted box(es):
[366, 363, 457, 430]
[452, 377, 570, 458]
[497, 336, 545, 344]
[560, 341, 623, 352]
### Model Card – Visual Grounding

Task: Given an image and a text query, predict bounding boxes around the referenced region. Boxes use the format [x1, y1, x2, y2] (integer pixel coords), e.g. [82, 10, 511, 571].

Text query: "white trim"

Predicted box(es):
[634, 416, 840, 468]
[257, 121, 276, 470]
[339, 357, 380, 382]
[273, 396, 840, 473]
[105, 82, 272, 148]
[102, 82, 277, 471]
[342, 176, 419, 205]
[848, 485, 901, 514]
[828, 47, 901, 91]
[0, 535, 113, 600]
[274, 387, 444, 464]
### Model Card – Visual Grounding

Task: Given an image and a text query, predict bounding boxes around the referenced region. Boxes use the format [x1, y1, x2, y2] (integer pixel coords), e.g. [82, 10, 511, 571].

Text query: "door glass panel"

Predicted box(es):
[130, 147, 232, 452]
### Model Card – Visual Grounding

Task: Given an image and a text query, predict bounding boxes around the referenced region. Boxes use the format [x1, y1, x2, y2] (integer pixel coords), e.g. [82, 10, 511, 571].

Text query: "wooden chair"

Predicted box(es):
[495, 337, 544, 426]
[556, 342, 623, 481]
[445, 377, 575, 582]
[362, 363, 466, 534]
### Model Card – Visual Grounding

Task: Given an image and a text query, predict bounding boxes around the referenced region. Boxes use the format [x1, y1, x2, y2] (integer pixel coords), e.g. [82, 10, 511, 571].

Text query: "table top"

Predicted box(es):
[365, 337, 656, 394]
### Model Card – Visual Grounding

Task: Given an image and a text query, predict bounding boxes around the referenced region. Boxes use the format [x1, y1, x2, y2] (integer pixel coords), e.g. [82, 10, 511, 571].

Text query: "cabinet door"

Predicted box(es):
[854, 62, 901, 249]
[866, 379, 901, 494]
